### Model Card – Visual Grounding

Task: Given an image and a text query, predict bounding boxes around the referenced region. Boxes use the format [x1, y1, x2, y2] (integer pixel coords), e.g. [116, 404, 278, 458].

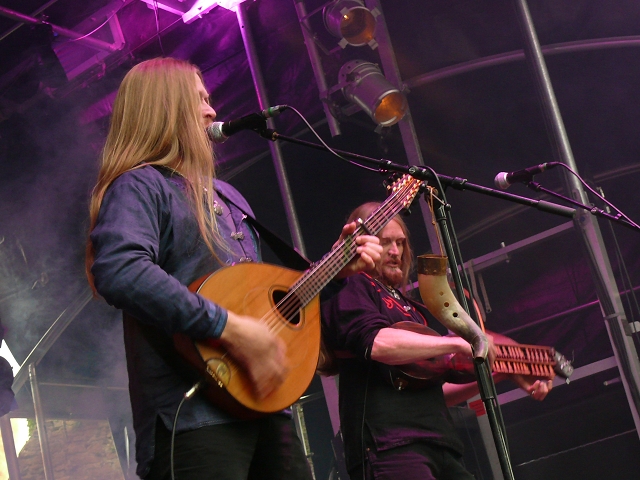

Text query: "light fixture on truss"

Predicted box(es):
[323, 0, 379, 49]
[338, 59, 407, 126]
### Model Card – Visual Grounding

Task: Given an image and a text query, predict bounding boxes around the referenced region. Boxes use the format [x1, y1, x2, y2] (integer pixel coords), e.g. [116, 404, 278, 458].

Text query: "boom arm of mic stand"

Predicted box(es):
[441, 176, 575, 218]
[265, 130, 576, 219]
[526, 181, 640, 232]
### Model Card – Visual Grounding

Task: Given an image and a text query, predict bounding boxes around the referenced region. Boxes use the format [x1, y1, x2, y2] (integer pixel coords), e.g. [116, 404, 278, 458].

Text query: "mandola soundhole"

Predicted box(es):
[271, 288, 302, 326]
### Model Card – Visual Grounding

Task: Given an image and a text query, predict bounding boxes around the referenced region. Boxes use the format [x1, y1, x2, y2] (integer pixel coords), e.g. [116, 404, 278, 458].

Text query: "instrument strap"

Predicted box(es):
[215, 189, 312, 271]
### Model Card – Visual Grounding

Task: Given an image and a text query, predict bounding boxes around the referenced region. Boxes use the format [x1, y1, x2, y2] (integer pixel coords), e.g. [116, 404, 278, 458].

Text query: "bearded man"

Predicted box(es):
[321, 202, 551, 480]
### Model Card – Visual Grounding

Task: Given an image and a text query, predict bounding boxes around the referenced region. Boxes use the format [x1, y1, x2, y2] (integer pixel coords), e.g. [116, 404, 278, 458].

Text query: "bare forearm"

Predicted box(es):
[443, 381, 481, 407]
[443, 372, 507, 407]
[370, 328, 472, 365]
[443, 371, 553, 407]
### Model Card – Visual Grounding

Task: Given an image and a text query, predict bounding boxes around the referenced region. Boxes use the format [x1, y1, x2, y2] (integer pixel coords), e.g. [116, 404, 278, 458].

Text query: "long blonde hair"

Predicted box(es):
[86, 57, 224, 289]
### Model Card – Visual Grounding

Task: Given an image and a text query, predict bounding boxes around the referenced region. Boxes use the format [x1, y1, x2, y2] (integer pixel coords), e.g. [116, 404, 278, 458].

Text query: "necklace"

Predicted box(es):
[385, 285, 401, 300]
[373, 278, 412, 311]
[372, 277, 398, 297]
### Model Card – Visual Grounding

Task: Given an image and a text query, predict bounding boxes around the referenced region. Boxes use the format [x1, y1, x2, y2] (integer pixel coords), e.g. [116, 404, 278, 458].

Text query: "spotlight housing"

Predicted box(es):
[338, 59, 407, 126]
[323, 0, 378, 48]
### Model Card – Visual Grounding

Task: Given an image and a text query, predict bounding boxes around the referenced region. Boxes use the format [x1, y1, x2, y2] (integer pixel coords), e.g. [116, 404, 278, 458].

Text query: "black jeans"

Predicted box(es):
[349, 442, 475, 480]
[145, 415, 313, 480]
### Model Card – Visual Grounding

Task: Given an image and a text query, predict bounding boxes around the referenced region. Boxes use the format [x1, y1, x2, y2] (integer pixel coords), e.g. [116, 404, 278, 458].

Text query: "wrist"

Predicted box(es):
[455, 337, 473, 356]
[219, 310, 241, 345]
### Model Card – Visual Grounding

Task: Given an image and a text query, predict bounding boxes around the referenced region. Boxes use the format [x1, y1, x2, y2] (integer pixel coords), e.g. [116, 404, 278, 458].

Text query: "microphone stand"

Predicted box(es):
[260, 129, 576, 480]
[432, 195, 515, 479]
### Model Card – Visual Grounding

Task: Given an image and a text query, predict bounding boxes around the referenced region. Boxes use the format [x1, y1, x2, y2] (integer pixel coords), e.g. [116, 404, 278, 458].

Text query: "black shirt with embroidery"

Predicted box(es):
[321, 272, 464, 472]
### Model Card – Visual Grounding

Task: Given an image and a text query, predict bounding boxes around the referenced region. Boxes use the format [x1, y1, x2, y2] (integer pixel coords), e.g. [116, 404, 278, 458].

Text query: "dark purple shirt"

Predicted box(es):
[321, 272, 464, 471]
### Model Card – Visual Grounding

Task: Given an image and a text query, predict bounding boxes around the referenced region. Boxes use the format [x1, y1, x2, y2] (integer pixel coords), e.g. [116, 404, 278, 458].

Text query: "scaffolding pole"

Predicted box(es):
[514, 0, 640, 437]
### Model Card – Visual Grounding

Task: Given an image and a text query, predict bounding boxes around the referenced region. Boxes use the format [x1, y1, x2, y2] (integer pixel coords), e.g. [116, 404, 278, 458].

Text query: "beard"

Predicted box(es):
[378, 262, 403, 289]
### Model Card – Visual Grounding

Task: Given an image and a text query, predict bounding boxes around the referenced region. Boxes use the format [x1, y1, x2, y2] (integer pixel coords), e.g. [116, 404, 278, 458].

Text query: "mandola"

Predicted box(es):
[174, 175, 424, 418]
[379, 321, 574, 391]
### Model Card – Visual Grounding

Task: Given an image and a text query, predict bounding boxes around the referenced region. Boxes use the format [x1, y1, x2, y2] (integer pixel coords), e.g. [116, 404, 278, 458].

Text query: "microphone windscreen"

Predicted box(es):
[494, 172, 510, 189]
[206, 123, 227, 144]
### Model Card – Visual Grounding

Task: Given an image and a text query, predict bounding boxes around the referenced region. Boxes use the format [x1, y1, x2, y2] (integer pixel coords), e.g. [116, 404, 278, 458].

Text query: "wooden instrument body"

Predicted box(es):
[173, 174, 425, 417]
[175, 263, 319, 418]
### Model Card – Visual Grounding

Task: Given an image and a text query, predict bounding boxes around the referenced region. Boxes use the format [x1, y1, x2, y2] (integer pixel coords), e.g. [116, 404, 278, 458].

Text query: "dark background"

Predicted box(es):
[1, 0, 640, 478]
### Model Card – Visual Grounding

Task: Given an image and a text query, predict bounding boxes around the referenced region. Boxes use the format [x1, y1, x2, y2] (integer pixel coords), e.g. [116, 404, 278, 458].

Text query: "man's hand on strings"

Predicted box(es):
[334, 221, 382, 279]
[513, 376, 554, 401]
[220, 311, 288, 400]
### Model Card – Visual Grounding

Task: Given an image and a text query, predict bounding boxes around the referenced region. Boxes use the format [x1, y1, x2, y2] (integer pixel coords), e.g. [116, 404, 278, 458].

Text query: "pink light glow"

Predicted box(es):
[183, 0, 245, 24]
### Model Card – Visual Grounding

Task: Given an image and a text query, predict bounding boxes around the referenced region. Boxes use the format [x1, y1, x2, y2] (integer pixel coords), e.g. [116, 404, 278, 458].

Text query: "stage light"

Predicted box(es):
[338, 59, 407, 126]
[323, 0, 378, 48]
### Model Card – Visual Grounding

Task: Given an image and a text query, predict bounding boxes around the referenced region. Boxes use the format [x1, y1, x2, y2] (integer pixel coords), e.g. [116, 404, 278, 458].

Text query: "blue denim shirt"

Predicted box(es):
[90, 165, 260, 477]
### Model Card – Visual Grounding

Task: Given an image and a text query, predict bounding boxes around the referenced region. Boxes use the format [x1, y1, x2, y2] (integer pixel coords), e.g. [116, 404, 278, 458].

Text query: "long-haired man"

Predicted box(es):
[321, 201, 551, 480]
[87, 58, 381, 480]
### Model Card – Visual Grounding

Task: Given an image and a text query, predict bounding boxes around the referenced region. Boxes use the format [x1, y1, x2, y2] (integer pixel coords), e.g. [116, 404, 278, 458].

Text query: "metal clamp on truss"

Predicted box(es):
[623, 320, 640, 336]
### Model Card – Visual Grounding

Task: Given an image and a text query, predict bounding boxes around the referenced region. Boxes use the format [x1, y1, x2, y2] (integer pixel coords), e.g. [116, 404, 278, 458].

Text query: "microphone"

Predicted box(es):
[207, 105, 287, 144]
[494, 162, 559, 189]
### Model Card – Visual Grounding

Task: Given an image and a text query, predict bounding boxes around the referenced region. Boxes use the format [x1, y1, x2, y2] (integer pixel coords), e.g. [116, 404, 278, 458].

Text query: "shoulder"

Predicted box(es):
[109, 165, 184, 195]
[214, 179, 253, 216]
[109, 165, 172, 192]
[335, 272, 381, 299]
[102, 166, 178, 210]
[346, 272, 378, 289]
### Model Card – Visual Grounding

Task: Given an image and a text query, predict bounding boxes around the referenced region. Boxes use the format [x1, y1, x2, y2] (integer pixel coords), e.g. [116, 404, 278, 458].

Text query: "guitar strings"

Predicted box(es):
[259, 178, 422, 337]
[258, 212, 385, 332]
[217, 178, 422, 387]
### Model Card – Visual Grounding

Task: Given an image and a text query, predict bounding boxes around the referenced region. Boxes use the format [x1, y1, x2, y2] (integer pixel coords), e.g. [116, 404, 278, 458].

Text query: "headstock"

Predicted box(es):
[384, 174, 424, 214]
[553, 350, 574, 381]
